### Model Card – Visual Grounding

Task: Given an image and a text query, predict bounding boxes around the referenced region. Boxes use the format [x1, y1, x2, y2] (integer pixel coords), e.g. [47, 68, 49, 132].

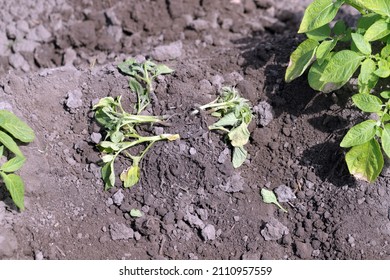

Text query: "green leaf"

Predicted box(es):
[0, 172, 25, 210]
[101, 161, 115, 190]
[364, 19, 390, 42]
[308, 53, 344, 92]
[0, 110, 35, 143]
[92, 97, 117, 110]
[380, 91, 390, 99]
[212, 112, 239, 128]
[228, 122, 250, 147]
[232, 146, 247, 168]
[118, 58, 137, 76]
[351, 33, 371, 55]
[381, 124, 390, 158]
[101, 154, 115, 163]
[352, 94, 383, 113]
[99, 141, 121, 151]
[120, 164, 140, 188]
[298, 0, 344, 33]
[154, 64, 174, 76]
[285, 39, 319, 82]
[345, 139, 383, 182]
[0, 156, 26, 173]
[358, 58, 378, 93]
[340, 120, 377, 148]
[306, 24, 331, 41]
[374, 59, 390, 78]
[316, 39, 337, 65]
[359, 0, 390, 17]
[0, 145, 3, 157]
[260, 188, 287, 213]
[130, 209, 143, 218]
[381, 45, 390, 58]
[0, 130, 23, 157]
[357, 13, 382, 31]
[321, 50, 364, 84]
[333, 20, 347, 36]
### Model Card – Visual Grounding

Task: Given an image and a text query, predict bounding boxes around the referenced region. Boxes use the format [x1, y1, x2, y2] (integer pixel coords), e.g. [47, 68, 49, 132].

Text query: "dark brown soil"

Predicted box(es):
[1, 0, 390, 260]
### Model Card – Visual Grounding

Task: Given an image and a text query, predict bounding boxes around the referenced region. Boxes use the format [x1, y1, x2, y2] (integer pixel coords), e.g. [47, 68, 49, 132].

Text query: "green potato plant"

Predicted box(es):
[194, 86, 253, 168]
[118, 58, 174, 114]
[286, 0, 390, 182]
[0, 110, 35, 210]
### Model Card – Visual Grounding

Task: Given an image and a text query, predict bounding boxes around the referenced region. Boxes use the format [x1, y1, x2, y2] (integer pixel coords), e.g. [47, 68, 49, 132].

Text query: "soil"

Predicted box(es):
[1, 0, 390, 260]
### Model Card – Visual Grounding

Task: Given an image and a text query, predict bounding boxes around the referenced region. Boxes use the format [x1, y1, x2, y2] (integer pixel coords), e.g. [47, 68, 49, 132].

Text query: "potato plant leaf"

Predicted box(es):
[0, 110, 35, 143]
[374, 59, 390, 78]
[0, 156, 26, 173]
[381, 124, 390, 158]
[345, 139, 383, 182]
[228, 122, 250, 147]
[261, 188, 287, 213]
[306, 24, 331, 41]
[358, 0, 390, 17]
[101, 161, 115, 190]
[232, 146, 247, 168]
[321, 50, 364, 84]
[340, 120, 377, 148]
[120, 164, 140, 188]
[352, 94, 383, 113]
[285, 39, 319, 82]
[0, 172, 25, 210]
[364, 19, 390, 42]
[351, 33, 371, 55]
[0, 131, 23, 157]
[130, 209, 143, 218]
[298, 0, 344, 33]
[316, 39, 337, 65]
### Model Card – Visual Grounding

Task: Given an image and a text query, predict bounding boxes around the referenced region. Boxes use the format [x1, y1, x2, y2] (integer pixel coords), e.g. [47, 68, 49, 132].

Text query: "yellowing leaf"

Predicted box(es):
[120, 165, 140, 188]
[345, 139, 383, 182]
[228, 122, 250, 147]
[232, 146, 247, 168]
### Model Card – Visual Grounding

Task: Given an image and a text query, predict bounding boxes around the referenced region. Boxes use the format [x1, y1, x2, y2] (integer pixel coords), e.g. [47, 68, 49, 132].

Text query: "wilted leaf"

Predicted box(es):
[120, 165, 140, 188]
[232, 146, 247, 168]
[130, 209, 143, 218]
[261, 188, 288, 213]
[340, 120, 377, 148]
[213, 112, 239, 128]
[154, 64, 174, 76]
[101, 161, 115, 190]
[345, 139, 383, 182]
[228, 122, 250, 147]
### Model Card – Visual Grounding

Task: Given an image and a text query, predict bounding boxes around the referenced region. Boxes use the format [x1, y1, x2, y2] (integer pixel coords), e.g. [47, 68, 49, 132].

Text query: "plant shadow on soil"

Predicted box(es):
[232, 28, 359, 187]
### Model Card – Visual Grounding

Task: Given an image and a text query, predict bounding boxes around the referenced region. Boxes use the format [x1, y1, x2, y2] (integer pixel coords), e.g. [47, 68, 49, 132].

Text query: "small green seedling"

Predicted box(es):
[194, 86, 253, 168]
[0, 110, 35, 210]
[93, 96, 179, 190]
[261, 188, 288, 213]
[286, 0, 390, 182]
[118, 58, 174, 114]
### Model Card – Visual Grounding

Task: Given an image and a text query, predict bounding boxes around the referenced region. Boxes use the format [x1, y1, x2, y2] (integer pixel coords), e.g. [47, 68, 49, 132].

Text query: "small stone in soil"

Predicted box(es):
[109, 223, 134, 240]
[151, 41, 183, 61]
[90, 132, 102, 144]
[294, 241, 313, 259]
[112, 190, 125, 206]
[66, 89, 83, 109]
[261, 217, 289, 241]
[201, 224, 216, 241]
[253, 101, 274, 127]
[274, 184, 296, 202]
[218, 148, 230, 164]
